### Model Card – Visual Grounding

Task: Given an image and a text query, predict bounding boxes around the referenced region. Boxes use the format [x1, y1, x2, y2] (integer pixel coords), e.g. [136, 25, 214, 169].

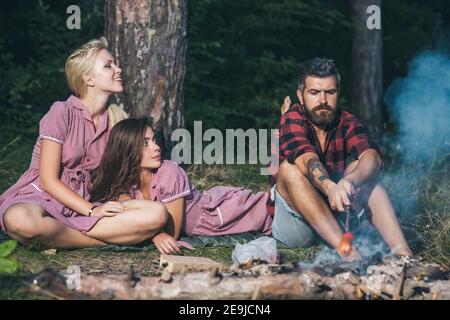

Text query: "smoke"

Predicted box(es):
[309, 222, 389, 267]
[384, 51, 450, 168]
[360, 50, 450, 261]
[382, 50, 450, 237]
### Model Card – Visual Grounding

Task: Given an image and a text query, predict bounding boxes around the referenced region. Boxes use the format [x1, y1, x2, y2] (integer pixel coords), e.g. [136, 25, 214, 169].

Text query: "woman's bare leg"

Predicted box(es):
[85, 200, 167, 245]
[3, 203, 105, 248]
[4, 200, 168, 247]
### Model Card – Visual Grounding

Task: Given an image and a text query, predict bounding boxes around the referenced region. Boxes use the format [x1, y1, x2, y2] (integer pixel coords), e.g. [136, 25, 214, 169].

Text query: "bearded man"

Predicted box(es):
[269, 58, 412, 261]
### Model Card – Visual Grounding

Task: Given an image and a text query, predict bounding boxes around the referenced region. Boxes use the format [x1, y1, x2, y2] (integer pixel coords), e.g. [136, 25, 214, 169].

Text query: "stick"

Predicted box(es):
[393, 263, 407, 300]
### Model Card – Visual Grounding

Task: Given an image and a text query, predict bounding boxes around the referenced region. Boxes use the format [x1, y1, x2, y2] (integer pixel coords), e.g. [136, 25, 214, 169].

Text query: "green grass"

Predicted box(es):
[0, 135, 35, 192]
[186, 162, 269, 191]
[0, 287, 50, 300]
[380, 152, 450, 266]
[415, 161, 450, 265]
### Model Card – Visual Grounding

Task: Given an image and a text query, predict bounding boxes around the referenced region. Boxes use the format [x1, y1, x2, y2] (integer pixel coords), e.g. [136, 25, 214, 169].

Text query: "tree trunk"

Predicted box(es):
[349, 0, 383, 139]
[104, 0, 188, 157]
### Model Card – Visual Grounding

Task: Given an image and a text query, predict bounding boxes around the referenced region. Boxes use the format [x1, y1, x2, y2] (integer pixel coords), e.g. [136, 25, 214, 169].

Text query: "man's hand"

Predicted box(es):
[152, 232, 181, 255]
[280, 96, 291, 115]
[338, 178, 357, 199]
[326, 180, 353, 212]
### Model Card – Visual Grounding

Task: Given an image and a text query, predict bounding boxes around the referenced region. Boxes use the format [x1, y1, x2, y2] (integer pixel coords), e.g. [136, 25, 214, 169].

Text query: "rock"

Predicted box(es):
[41, 249, 57, 256]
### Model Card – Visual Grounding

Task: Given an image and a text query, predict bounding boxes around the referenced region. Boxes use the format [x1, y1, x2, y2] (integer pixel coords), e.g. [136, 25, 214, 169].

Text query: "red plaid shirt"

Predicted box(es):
[267, 103, 380, 215]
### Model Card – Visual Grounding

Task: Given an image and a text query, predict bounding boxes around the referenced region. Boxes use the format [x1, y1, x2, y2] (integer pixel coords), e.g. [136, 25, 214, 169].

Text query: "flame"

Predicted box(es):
[338, 232, 354, 256]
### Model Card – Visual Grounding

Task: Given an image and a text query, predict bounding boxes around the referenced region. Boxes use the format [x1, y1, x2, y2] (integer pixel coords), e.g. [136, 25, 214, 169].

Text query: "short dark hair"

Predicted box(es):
[297, 58, 341, 92]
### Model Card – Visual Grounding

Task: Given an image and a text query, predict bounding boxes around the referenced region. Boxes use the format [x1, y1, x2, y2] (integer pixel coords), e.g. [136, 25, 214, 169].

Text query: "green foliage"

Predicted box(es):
[184, 0, 447, 130]
[382, 0, 448, 86]
[415, 159, 450, 266]
[0, 240, 17, 258]
[0, 0, 447, 133]
[185, 0, 351, 130]
[0, 240, 20, 274]
[0, 136, 34, 192]
[0, 0, 104, 134]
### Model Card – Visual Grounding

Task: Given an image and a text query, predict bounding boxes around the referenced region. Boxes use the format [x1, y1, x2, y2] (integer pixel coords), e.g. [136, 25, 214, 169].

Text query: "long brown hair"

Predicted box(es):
[90, 117, 153, 202]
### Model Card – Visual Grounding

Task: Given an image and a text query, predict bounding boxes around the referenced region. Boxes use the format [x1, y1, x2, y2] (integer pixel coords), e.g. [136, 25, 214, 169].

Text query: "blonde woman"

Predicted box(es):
[0, 38, 167, 248]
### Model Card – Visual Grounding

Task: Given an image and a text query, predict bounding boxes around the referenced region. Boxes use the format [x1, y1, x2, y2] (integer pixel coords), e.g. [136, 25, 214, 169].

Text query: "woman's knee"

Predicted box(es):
[140, 201, 168, 231]
[155, 202, 169, 227]
[3, 205, 43, 240]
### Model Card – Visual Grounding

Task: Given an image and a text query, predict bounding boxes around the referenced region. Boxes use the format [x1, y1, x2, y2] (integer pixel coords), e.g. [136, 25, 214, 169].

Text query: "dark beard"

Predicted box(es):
[303, 103, 341, 130]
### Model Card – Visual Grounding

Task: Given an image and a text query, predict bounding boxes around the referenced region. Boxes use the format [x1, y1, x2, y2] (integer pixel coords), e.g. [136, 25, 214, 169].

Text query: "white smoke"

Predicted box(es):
[384, 51, 450, 167]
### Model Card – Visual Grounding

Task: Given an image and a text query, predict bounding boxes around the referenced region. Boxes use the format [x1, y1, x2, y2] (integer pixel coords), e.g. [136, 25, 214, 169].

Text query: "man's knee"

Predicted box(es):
[349, 176, 383, 211]
[4, 205, 43, 240]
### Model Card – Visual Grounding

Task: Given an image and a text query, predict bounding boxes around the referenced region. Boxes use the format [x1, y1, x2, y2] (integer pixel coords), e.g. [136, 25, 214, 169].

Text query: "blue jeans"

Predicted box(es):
[271, 184, 365, 248]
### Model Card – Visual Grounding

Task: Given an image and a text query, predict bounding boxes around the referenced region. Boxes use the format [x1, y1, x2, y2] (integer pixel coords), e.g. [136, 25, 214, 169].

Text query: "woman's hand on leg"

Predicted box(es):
[92, 201, 126, 217]
[86, 200, 167, 245]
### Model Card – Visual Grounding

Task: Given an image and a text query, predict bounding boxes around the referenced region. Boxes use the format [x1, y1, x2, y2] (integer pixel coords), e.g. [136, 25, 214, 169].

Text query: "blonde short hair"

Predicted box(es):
[65, 37, 108, 98]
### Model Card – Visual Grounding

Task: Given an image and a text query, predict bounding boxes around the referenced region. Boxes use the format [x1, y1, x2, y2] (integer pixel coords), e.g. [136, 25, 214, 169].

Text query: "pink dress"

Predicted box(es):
[128, 160, 273, 236]
[0, 95, 110, 234]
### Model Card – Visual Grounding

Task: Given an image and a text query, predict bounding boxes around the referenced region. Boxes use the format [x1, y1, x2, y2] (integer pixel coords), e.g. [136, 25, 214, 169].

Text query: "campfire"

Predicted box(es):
[27, 255, 449, 300]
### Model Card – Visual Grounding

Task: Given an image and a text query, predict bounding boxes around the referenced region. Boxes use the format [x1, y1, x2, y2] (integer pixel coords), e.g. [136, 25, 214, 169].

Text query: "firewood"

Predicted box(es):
[25, 257, 449, 300]
[159, 255, 224, 273]
[392, 263, 407, 300]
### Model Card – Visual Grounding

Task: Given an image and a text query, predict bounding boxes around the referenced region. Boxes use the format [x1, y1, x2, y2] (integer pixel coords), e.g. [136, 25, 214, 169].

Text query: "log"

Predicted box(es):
[74, 260, 450, 300]
[77, 270, 360, 300]
[26, 258, 450, 300]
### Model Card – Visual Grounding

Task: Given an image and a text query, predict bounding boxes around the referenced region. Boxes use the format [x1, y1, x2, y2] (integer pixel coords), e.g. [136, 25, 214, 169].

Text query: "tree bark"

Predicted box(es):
[349, 0, 383, 139]
[104, 0, 188, 156]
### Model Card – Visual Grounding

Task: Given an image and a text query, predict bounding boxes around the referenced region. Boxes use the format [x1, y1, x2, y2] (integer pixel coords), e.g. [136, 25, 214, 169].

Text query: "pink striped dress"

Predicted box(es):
[128, 160, 273, 236]
[0, 95, 110, 234]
